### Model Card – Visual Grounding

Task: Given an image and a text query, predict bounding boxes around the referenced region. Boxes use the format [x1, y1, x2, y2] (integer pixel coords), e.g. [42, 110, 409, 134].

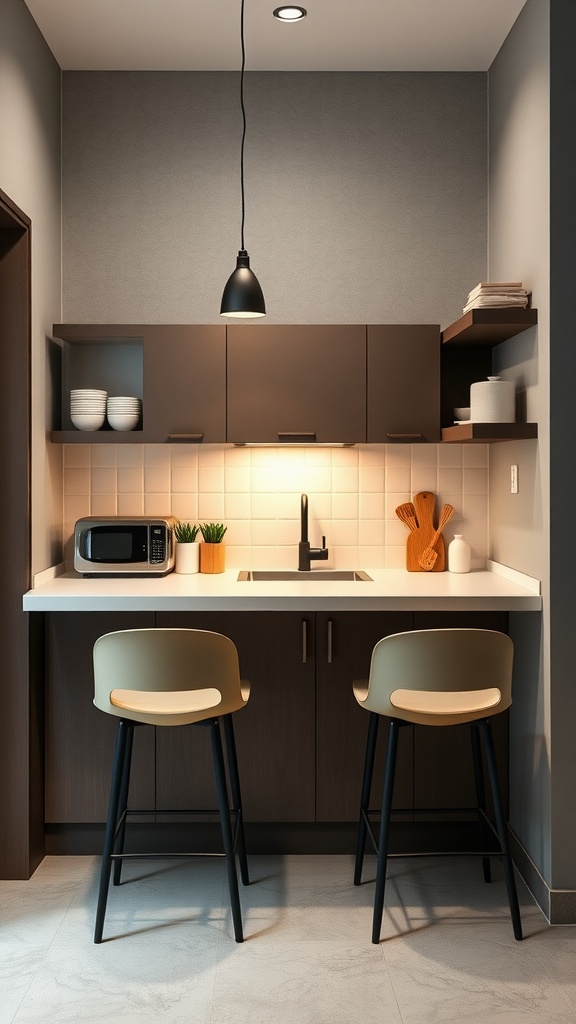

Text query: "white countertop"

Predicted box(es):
[22, 562, 541, 613]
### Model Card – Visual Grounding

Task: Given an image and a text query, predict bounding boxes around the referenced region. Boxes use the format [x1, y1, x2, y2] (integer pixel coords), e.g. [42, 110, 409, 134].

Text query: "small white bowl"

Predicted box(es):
[107, 413, 140, 431]
[71, 412, 106, 431]
[454, 407, 471, 420]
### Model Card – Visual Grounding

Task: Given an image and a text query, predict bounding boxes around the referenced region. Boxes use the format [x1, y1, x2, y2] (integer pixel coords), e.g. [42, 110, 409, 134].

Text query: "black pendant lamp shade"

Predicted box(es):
[220, 249, 266, 318]
[220, 0, 266, 318]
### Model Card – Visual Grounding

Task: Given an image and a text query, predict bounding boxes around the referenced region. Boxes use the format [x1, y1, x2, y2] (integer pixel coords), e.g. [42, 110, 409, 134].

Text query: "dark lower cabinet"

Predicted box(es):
[45, 612, 155, 822]
[315, 612, 413, 821]
[44, 608, 510, 835]
[155, 612, 316, 822]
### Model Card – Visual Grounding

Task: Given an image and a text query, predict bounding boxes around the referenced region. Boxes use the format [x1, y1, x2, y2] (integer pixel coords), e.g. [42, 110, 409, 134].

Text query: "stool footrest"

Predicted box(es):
[110, 851, 227, 860]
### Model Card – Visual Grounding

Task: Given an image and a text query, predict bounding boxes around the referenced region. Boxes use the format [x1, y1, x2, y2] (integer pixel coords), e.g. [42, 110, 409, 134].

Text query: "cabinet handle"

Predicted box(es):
[327, 619, 333, 664]
[278, 432, 317, 443]
[302, 620, 307, 663]
[167, 433, 205, 443]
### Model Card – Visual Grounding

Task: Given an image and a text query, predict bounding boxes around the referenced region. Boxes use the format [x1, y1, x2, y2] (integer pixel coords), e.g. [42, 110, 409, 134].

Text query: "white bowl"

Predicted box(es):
[70, 389, 107, 398]
[454, 407, 471, 420]
[107, 413, 140, 431]
[71, 412, 106, 431]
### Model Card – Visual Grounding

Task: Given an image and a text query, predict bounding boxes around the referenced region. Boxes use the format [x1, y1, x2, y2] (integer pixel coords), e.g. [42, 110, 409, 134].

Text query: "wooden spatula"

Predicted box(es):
[395, 501, 419, 532]
[418, 504, 455, 570]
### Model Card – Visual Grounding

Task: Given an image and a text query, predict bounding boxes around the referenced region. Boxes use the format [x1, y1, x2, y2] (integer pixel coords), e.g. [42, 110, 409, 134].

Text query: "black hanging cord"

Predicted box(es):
[239, 0, 247, 252]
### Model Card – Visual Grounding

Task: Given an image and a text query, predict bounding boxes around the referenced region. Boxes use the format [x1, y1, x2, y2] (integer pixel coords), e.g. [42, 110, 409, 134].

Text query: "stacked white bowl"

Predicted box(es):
[106, 396, 141, 431]
[70, 389, 107, 431]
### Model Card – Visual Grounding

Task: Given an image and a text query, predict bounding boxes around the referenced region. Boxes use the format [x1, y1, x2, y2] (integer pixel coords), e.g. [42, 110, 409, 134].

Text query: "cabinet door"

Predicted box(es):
[367, 325, 440, 442]
[45, 612, 155, 822]
[315, 611, 413, 822]
[227, 325, 367, 443]
[155, 612, 316, 822]
[412, 611, 509, 813]
[143, 325, 226, 442]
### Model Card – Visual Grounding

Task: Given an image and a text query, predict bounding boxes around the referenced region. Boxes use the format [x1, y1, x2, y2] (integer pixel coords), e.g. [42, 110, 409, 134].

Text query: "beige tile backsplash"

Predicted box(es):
[63, 444, 489, 570]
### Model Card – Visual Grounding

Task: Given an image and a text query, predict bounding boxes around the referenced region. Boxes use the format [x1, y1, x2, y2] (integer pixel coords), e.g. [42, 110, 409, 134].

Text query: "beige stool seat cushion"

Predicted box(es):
[390, 686, 501, 717]
[111, 687, 222, 716]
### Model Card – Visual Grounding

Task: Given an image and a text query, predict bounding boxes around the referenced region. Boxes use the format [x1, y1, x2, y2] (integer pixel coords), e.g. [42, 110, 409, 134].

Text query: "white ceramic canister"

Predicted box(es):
[448, 535, 471, 574]
[470, 376, 515, 423]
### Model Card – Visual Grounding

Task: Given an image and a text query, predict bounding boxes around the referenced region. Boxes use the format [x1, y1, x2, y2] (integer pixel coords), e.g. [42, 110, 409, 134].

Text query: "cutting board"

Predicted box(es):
[405, 491, 446, 572]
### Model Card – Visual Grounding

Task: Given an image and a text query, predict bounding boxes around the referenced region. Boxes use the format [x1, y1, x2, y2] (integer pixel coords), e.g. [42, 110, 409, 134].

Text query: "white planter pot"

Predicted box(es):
[175, 542, 200, 574]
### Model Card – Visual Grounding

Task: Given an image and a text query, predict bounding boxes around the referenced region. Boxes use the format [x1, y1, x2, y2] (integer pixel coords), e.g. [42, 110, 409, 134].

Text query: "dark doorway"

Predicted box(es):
[0, 186, 43, 877]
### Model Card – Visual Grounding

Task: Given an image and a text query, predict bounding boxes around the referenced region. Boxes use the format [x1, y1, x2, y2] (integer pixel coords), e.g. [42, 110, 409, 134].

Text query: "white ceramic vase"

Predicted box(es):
[448, 535, 471, 574]
[175, 541, 200, 574]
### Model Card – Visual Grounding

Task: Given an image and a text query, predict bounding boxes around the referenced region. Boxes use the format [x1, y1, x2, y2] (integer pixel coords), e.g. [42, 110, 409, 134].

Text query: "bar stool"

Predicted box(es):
[353, 628, 522, 943]
[92, 627, 250, 943]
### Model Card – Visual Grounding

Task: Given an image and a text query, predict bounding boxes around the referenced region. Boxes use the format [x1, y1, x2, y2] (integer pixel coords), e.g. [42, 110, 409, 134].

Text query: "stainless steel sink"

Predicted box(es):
[238, 570, 373, 582]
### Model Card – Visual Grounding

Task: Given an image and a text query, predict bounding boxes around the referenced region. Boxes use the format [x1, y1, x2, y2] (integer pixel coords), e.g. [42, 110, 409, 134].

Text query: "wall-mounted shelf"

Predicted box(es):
[51, 430, 146, 443]
[440, 308, 538, 442]
[442, 422, 538, 443]
[441, 307, 538, 346]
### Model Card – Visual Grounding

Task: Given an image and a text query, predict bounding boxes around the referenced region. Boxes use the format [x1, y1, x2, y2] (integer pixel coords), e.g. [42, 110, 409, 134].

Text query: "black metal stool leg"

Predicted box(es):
[210, 719, 244, 942]
[94, 719, 129, 943]
[372, 718, 400, 944]
[222, 714, 249, 886]
[354, 712, 379, 886]
[479, 718, 523, 940]
[470, 723, 492, 883]
[113, 723, 134, 886]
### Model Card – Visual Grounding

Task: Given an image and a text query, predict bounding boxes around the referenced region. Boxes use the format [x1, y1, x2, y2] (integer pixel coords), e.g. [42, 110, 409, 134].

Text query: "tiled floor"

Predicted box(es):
[1, 854, 575, 1024]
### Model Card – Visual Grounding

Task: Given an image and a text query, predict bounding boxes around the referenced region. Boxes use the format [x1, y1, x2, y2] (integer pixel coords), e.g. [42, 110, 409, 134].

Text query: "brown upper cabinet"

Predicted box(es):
[52, 321, 442, 445]
[51, 324, 226, 443]
[143, 325, 226, 442]
[367, 325, 440, 443]
[226, 325, 367, 444]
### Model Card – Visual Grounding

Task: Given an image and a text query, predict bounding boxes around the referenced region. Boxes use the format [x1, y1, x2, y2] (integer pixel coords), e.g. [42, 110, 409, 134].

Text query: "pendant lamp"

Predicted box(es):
[220, 0, 266, 318]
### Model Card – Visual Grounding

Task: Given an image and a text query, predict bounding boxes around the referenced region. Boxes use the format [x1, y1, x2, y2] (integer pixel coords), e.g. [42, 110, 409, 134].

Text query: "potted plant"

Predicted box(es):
[199, 522, 227, 574]
[173, 520, 200, 574]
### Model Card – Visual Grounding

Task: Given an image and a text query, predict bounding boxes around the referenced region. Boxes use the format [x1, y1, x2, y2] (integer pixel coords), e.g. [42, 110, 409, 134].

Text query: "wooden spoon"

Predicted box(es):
[395, 502, 419, 532]
[418, 504, 455, 570]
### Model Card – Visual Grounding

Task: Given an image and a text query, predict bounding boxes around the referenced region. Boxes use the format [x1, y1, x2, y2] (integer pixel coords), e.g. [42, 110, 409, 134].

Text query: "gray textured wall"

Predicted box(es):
[1, 0, 62, 575]
[62, 71, 487, 327]
[489, 0, 551, 884]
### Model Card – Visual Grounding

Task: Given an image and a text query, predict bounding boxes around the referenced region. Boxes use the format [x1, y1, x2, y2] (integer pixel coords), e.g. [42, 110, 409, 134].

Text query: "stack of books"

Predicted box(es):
[463, 282, 529, 314]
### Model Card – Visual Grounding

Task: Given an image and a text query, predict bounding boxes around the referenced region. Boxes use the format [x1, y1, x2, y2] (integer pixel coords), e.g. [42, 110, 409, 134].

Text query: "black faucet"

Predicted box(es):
[298, 493, 329, 571]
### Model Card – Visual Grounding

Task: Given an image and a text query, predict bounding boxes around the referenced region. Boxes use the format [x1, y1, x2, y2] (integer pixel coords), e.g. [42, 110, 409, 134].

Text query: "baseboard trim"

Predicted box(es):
[46, 820, 501, 857]
[509, 829, 576, 924]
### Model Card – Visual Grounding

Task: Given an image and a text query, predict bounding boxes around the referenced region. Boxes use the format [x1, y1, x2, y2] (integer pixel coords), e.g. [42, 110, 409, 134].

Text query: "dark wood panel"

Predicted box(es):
[0, 191, 37, 877]
[45, 613, 155, 822]
[155, 612, 316, 822]
[367, 325, 440, 443]
[227, 325, 366, 443]
[315, 612, 414, 821]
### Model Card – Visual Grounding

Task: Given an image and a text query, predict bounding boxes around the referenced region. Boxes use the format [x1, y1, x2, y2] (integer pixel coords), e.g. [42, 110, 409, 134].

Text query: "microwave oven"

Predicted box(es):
[74, 516, 177, 576]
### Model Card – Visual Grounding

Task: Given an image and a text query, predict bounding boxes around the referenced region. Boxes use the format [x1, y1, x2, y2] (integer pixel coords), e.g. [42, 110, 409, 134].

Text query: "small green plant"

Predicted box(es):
[173, 520, 200, 544]
[199, 522, 227, 544]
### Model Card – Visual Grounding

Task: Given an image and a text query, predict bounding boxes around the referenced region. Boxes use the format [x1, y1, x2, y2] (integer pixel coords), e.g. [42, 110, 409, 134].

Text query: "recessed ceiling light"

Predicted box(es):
[273, 6, 307, 22]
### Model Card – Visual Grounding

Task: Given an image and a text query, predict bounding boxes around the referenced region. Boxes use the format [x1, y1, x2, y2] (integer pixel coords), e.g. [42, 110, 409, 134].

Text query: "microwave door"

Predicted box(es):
[86, 525, 148, 565]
